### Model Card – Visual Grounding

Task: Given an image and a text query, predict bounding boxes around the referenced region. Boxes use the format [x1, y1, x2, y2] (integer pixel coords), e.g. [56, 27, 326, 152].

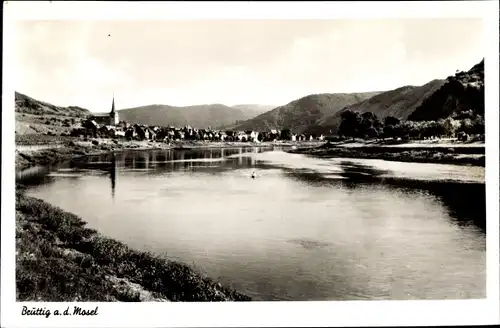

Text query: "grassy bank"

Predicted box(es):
[15, 190, 251, 301]
[289, 141, 485, 167]
[15, 135, 257, 301]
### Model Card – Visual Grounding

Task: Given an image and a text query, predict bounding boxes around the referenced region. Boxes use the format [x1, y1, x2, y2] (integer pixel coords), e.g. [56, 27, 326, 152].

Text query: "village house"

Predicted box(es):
[115, 130, 126, 138]
[134, 125, 146, 140]
[236, 131, 248, 142]
[249, 131, 260, 142]
[98, 125, 116, 138]
[269, 129, 280, 141]
[125, 127, 137, 139]
[144, 126, 157, 141]
[224, 131, 236, 141]
[154, 127, 169, 141]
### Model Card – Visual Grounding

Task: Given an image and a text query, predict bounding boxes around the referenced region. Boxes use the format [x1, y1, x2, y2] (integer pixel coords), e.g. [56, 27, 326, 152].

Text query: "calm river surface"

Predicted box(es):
[18, 146, 486, 300]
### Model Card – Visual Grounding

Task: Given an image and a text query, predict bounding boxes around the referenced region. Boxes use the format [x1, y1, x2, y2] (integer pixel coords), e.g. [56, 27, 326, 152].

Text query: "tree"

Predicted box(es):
[383, 125, 396, 139]
[280, 128, 292, 140]
[399, 121, 416, 139]
[441, 117, 461, 137]
[365, 126, 379, 139]
[471, 115, 485, 135]
[384, 116, 400, 127]
[257, 132, 265, 142]
[458, 118, 474, 134]
[338, 110, 362, 140]
[453, 109, 475, 120]
[360, 112, 376, 139]
[420, 121, 440, 139]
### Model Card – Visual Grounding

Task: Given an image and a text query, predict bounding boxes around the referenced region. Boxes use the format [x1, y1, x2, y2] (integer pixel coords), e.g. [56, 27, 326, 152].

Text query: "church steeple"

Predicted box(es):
[110, 92, 119, 126]
[111, 93, 115, 114]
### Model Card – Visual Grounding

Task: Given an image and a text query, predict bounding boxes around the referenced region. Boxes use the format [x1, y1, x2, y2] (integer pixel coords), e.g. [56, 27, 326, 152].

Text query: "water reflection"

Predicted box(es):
[338, 161, 390, 181]
[285, 160, 486, 232]
[16, 165, 54, 186]
[17, 147, 486, 233]
[16, 147, 486, 301]
[111, 153, 116, 200]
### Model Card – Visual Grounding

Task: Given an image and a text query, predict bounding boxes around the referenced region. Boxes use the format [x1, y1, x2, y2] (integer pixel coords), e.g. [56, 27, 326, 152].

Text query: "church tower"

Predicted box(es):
[110, 94, 119, 125]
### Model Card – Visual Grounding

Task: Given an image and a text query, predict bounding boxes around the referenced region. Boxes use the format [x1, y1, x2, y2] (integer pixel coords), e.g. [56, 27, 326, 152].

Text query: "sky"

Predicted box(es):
[15, 18, 485, 112]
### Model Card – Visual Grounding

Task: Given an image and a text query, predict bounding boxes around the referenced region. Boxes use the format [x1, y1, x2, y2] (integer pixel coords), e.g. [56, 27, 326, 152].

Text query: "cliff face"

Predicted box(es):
[409, 60, 484, 121]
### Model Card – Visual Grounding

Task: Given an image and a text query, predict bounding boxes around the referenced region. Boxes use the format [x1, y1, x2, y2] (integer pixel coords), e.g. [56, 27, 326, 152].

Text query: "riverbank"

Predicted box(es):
[15, 135, 260, 301]
[15, 135, 320, 171]
[289, 140, 485, 167]
[15, 189, 251, 301]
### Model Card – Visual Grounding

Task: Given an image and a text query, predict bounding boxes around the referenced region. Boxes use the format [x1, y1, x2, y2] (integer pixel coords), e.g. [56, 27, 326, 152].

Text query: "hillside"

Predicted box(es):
[315, 79, 446, 134]
[15, 92, 89, 136]
[118, 104, 256, 129]
[231, 92, 381, 133]
[15, 92, 90, 117]
[408, 59, 484, 121]
[231, 104, 276, 117]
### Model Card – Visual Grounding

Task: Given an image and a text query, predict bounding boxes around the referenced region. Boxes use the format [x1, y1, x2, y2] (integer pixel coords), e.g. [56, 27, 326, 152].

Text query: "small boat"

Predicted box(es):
[251, 171, 256, 179]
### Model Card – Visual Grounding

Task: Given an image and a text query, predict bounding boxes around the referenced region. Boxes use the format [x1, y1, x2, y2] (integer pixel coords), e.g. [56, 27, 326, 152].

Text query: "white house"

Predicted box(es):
[250, 131, 259, 142]
[115, 130, 126, 137]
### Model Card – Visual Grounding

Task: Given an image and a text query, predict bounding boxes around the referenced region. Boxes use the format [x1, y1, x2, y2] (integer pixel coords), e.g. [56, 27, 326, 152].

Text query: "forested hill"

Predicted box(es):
[231, 92, 381, 133]
[313, 79, 446, 134]
[409, 59, 484, 121]
[118, 103, 261, 128]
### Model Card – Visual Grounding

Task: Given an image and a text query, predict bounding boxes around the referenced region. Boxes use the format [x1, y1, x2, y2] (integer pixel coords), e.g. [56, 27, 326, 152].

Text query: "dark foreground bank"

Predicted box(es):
[15, 189, 251, 301]
[289, 141, 485, 167]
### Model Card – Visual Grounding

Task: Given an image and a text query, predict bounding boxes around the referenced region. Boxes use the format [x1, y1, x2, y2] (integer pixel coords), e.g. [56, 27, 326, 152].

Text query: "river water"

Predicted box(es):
[17, 146, 486, 301]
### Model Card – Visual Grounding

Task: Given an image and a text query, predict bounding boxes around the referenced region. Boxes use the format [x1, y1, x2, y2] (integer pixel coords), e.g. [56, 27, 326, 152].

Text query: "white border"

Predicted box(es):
[2, 1, 499, 327]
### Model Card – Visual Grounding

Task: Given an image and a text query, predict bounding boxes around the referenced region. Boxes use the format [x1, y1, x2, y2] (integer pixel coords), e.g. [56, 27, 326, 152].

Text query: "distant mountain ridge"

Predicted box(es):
[15, 59, 483, 133]
[15, 92, 90, 117]
[231, 104, 276, 115]
[117, 103, 264, 129]
[231, 92, 381, 133]
[231, 59, 484, 135]
[313, 79, 446, 134]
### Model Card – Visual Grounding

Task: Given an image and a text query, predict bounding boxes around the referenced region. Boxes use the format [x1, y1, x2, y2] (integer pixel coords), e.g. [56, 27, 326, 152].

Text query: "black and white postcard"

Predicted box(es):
[2, 1, 499, 327]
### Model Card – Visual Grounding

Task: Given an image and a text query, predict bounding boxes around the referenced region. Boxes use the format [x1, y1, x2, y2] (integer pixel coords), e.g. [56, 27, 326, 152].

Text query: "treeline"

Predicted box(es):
[338, 109, 485, 141]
